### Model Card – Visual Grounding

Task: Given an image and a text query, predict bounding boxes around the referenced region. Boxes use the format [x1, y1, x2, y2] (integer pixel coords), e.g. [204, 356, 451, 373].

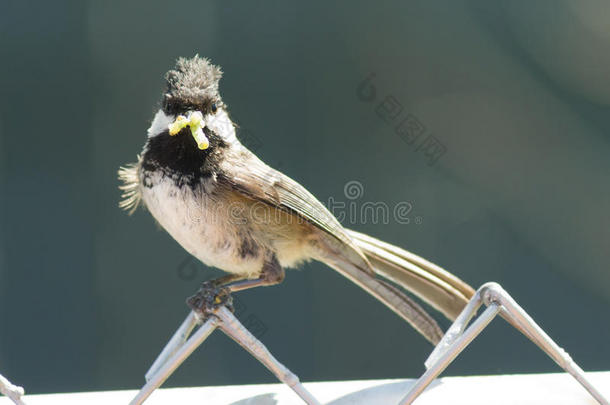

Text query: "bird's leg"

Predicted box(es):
[227, 255, 285, 292]
[187, 254, 285, 316]
[205, 273, 245, 287]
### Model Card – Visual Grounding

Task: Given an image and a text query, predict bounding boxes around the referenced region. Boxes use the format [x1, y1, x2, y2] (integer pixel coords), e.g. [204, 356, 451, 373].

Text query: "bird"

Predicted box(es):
[119, 55, 474, 344]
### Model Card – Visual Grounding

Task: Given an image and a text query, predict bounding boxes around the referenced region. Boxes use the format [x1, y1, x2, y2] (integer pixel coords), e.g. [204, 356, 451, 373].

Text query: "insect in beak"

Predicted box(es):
[168, 111, 210, 150]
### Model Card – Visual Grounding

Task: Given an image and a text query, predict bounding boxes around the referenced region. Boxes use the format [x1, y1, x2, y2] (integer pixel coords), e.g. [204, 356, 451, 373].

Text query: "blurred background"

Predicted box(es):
[1, 0, 609, 395]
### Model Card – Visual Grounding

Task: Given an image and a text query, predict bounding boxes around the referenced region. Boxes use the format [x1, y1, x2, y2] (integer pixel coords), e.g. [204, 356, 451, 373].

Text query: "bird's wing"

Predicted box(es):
[217, 148, 372, 272]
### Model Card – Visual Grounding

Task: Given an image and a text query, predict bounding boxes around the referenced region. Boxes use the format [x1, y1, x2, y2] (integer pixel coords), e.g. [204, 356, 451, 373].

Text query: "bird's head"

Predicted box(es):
[146, 56, 236, 151]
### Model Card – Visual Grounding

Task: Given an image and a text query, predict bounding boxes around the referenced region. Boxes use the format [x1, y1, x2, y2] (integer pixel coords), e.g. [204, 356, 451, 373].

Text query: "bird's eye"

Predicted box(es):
[211, 103, 218, 113]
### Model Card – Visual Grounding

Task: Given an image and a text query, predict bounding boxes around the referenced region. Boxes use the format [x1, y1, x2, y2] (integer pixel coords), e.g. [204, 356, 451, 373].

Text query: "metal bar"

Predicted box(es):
[0, 373, 26, 405]
[215, 307, 322, 405]
[130, 317, 219, 405]
[488, 284, 609, 405]
[424, 288, 484, 369]
[400, 304, 501, 405]
[145, 312, 200, 382]
[407, 282, 609, 405]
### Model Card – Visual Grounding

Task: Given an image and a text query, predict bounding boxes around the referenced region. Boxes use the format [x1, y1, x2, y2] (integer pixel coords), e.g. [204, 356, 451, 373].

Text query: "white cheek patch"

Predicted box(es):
[206, 109, 237, 144]
[147, 109, 174, 138]
[147, 107, 237, 145]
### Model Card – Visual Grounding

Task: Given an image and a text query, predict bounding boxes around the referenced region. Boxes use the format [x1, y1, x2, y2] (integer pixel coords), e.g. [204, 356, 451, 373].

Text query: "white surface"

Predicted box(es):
[2, 372, 608, 404]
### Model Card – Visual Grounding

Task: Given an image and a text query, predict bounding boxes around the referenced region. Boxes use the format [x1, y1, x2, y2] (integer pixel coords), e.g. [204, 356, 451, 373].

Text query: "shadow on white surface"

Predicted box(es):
[327, 380, 443, 405]
[1, 372, 608, 404]
[229, 393, 278, 405]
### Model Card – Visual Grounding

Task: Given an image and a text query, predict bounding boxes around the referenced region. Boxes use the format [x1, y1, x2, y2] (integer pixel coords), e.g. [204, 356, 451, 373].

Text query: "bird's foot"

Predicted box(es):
[186, 280, 234, 317]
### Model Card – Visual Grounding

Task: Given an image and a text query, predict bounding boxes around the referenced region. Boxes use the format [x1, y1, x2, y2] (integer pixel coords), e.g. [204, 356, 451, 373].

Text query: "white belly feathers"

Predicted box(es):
[140, 172, 264, 277]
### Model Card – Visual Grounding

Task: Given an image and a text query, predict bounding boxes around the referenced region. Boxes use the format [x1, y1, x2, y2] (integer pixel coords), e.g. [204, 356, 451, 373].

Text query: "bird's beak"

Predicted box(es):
[168, 111, 210, 150]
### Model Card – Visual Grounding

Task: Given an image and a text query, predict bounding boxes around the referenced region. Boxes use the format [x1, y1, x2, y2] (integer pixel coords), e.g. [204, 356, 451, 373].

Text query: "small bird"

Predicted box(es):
[119, 56, 474, 344]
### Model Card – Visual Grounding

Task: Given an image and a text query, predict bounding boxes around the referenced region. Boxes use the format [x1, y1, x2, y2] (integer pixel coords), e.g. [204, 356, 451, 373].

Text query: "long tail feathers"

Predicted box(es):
[347, 229, 475, 320]
[323, 257, 445, 344]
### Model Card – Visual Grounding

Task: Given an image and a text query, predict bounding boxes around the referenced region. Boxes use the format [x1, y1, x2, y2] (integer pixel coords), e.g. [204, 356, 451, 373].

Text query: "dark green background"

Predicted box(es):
[1, 0, 609, 395]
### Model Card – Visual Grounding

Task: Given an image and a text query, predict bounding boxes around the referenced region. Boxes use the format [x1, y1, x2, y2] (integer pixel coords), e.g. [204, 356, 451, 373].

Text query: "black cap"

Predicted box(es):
[162, 55, 223, 115]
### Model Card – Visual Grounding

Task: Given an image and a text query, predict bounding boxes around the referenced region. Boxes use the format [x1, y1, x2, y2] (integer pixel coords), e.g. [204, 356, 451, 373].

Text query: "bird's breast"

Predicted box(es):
[139, 170, 265, 277]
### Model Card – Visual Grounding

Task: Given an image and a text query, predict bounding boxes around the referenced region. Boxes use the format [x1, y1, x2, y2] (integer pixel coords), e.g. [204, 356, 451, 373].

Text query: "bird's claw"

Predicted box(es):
[186, 281, 234, 317]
